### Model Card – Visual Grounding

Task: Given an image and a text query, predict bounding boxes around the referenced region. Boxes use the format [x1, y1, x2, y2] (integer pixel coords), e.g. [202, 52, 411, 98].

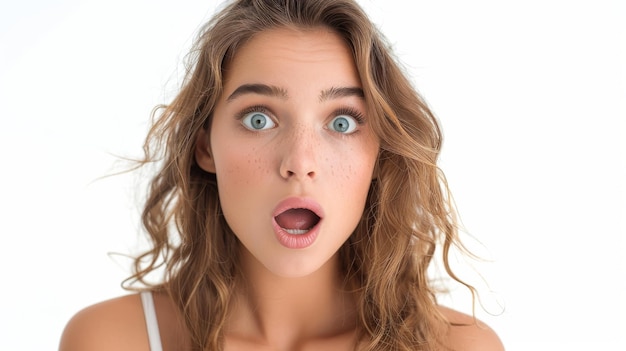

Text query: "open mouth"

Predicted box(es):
[274, 208, 321, 235]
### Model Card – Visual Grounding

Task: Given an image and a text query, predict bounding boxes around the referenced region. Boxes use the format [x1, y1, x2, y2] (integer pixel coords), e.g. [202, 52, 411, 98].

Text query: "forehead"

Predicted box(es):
[222, 27, 361, 91]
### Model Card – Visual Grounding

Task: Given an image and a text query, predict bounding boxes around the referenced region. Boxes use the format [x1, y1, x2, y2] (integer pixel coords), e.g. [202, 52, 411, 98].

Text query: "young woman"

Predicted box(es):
[59, 0, 504, 350]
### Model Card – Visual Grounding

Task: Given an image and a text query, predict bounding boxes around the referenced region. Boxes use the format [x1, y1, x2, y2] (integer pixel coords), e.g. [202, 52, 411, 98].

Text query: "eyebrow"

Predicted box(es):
[226, 83, 365, 102]
[227, 84, 288, 101]
[319, 86, 364, 102]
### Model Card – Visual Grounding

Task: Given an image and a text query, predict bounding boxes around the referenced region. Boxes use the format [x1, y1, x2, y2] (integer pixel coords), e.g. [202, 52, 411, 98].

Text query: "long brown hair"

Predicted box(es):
[127, 0, 474, 350]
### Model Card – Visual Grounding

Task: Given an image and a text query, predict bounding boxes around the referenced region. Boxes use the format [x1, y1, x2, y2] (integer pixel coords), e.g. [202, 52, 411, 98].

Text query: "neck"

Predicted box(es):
[226, 247, 357, 349]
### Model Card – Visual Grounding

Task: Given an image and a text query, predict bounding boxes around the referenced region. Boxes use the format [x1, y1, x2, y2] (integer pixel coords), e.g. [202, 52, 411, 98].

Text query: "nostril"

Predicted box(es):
[279, 155, 317, 179]
[282, 170, 315, 179]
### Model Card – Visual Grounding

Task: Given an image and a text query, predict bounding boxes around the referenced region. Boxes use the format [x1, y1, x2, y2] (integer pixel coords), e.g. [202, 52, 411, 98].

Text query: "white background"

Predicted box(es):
[1, 0, 624, 350]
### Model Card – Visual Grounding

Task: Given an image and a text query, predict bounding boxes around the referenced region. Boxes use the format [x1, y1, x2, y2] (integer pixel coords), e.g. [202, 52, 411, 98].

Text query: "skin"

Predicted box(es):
[198, 27, 380, 280]
[58, 28, 505, 351]
[195, 27, 379, 349]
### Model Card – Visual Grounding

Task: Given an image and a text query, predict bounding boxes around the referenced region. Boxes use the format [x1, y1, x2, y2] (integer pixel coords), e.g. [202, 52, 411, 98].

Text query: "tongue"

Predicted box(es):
[275, 208, 319, 230]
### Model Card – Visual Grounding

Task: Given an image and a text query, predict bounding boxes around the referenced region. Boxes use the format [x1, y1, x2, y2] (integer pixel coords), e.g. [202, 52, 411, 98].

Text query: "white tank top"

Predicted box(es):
[140, 291, 164, 351]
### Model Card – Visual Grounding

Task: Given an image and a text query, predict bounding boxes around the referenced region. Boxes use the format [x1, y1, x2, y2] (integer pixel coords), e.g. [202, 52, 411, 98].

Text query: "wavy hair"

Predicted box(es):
[127, 0, 474, 350]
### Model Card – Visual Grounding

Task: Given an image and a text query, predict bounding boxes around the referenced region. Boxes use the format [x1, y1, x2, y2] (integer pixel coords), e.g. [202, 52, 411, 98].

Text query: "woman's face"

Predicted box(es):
[196, 27, 380, 278]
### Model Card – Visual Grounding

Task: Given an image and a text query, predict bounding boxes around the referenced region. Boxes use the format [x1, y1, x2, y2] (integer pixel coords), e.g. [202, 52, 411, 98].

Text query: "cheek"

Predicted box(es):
[215, 145, 271, 186]
[212, 143, 274, 232]
[331, 146, 377, 195]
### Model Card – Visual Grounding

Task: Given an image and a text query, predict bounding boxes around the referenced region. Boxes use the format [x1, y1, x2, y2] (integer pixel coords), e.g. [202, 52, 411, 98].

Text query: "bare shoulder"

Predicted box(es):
[58, 294, 149, 351]
[438, 306, 505, 351]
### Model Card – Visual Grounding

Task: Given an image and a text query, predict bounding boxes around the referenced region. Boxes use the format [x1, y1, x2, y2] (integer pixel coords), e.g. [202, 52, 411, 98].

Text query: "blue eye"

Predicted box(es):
[242, 112, 275, 130]
[328, 115, 357, 134]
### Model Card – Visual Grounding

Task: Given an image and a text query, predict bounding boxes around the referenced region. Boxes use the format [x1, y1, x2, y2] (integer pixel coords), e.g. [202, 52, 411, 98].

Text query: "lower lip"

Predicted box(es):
[272, 219, 321, 249]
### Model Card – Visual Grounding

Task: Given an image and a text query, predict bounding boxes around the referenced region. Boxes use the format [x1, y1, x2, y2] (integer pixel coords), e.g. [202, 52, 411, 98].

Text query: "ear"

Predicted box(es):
[195, 128, 216, 173]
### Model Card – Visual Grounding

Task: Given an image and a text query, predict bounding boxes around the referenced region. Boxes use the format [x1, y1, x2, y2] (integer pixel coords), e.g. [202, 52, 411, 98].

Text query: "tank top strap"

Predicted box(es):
[140, 291, 164, 351]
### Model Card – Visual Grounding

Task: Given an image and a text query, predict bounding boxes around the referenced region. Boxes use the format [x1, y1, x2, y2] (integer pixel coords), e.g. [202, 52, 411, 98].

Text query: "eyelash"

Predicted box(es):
[235, 105, 273, 121]
[333, 107, 365, 125]
[234, 105, 366, 126]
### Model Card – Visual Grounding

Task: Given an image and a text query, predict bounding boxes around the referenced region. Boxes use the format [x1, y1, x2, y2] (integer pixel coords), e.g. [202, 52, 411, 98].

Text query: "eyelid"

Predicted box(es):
[235, 105, 274, 121]
[236, 105, 277, 131]
[332, 107, 366, 124]
[326, 106, 366, 134]
[235, 105, 366, 128]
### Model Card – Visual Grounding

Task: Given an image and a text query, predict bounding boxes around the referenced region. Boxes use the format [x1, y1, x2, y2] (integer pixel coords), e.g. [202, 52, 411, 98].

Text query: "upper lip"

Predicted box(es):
[272, 197, 324, 219]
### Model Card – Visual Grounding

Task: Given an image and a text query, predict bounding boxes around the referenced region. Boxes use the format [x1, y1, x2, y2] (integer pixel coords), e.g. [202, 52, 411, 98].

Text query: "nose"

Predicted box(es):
[279, 126, 318, 181]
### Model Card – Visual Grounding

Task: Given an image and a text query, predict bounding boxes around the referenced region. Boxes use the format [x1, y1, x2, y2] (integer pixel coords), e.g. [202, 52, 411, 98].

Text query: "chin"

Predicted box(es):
[265, 259, 326, 279]
[261, 249, 339, 279]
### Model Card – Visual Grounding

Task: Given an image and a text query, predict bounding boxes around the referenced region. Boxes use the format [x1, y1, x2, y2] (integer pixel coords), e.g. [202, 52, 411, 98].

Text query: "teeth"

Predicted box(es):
[284, 228, 310, 235]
